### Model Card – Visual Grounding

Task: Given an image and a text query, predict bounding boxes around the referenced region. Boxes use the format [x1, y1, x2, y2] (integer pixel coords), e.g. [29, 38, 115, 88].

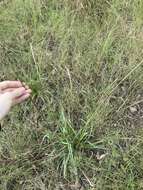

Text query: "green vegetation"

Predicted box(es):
[0, 0, 143, 189]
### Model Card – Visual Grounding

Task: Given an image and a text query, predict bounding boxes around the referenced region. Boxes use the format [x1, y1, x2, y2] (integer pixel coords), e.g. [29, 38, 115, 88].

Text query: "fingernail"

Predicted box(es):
[28, 89, 32, 93]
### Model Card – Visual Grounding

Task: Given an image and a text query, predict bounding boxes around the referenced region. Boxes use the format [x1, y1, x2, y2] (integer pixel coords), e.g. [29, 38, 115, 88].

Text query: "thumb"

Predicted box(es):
[11, 87, 26, 99]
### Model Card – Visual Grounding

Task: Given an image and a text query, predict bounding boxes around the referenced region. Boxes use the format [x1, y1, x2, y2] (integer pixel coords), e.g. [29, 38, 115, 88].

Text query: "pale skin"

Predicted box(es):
[0, 81, 32, 120]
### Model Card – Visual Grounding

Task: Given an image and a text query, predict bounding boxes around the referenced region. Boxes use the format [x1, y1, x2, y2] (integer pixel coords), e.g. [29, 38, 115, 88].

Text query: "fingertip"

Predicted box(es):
[26, 85, 30, 90]
[24, 93, 30, 98]
[22, 82, 30, 90]
[22, 82, 25, 87]
[17, 80, 22, 86]
[12, 80, 23, 87]
[12, 81, 21, 87]
[26, 89, 32, 94]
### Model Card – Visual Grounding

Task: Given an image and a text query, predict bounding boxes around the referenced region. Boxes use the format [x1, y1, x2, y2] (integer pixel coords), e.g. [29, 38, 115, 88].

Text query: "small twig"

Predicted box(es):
[30, 43, 37, 65]
[65, 66, 73, 91]
[81, 170, 94, 188]
[30, 43, 41, 80]
[126, 99, 143, 109]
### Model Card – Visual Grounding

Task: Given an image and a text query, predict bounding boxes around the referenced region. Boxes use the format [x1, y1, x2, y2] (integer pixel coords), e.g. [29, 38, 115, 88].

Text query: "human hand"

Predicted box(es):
[0, 81, 31, 120]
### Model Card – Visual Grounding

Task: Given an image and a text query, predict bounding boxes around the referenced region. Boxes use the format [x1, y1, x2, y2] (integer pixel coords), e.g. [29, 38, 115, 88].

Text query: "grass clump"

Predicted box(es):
[0, 0, 143, 189]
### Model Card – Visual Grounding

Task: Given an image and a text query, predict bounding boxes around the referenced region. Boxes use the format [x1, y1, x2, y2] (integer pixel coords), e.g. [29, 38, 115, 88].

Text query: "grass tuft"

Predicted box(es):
[0, 0, 143, 189]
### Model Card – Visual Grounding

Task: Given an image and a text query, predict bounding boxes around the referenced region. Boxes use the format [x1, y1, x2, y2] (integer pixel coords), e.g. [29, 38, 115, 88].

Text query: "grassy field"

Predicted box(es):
[0, 0, 143, 189]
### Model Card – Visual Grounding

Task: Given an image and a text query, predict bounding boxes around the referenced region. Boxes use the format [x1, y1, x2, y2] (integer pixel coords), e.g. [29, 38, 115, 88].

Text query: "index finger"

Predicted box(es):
[0, 81, 22, 90]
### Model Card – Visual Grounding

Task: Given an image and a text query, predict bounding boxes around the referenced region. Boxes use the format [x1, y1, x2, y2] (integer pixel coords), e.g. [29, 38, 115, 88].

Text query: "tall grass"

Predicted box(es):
[0, 0, 143, 189]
